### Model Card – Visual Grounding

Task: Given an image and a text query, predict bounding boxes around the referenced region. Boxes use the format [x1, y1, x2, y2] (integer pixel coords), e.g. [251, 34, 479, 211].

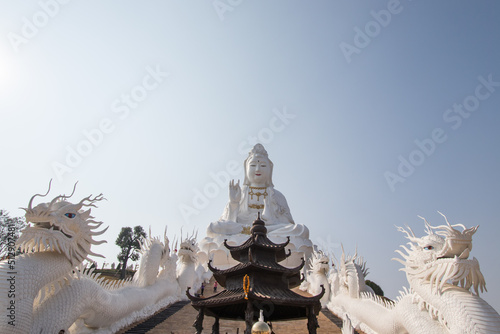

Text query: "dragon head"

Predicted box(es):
[310, 249, 330, 274]
[133, 227, 172, 286]
[177, 229, 199, 263]
[17, 181, 108, 266]
[394, 212, 485, 295]
[334, 246, 371, 298]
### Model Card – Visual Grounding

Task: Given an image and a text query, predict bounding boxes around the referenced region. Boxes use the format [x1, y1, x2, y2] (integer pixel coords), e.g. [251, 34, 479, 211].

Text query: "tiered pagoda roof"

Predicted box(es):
[187, 213, 324, 333]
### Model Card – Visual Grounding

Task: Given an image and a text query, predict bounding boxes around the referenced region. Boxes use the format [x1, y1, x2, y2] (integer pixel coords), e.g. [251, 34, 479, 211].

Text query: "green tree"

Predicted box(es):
[116, 225, 146, 279]
[0, 210, 26, 259]
[365, 279, 384, 296]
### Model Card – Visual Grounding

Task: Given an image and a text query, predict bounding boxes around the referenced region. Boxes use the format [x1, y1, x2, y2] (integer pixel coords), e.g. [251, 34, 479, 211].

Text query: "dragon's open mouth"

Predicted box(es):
[437, 243, 471, 260]
[31, 221, 73, 239]
[32, 221, 52, 229]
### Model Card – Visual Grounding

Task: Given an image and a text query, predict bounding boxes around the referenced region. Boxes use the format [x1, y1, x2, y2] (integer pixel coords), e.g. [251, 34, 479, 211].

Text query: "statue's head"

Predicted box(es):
[243, 144, 274, 187]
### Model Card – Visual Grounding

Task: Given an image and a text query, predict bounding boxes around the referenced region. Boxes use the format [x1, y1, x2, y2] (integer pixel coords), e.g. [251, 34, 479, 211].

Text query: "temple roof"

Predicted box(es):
[209, 257, 304, 285]
[187, 285, 324, 321]
[224, 234, 290, 251]
[188, 286, 323, 305]
[187, 287, 246, 305]
[224, 235, 291, 262]
[223, 214, 291, 262]
[209, 256, 304, 275]
[189, 214, 321, 323]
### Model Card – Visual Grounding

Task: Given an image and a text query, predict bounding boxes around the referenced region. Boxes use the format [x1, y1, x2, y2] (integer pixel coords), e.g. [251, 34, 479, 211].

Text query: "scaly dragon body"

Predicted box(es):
[328, 214, 500, 334]
[0, 184, 107, 333]
[32, 233, 181, 334]
[0, 184, 181, 334]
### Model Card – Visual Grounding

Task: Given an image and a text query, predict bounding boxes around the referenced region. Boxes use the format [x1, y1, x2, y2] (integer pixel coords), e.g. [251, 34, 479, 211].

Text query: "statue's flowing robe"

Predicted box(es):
[212, 186, 309, 239]
[221, 186, 293, 225]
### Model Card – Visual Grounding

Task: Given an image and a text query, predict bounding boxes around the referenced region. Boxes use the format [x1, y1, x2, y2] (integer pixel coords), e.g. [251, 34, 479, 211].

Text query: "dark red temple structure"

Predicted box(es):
[187, 214, 324, 334]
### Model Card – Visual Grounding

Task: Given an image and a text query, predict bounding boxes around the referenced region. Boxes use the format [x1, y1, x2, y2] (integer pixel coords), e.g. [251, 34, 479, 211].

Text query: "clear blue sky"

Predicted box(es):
[1, 1, 499, 311]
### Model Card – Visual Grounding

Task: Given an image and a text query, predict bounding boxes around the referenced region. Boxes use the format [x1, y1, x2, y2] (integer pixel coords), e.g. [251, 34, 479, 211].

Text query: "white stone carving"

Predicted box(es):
[300, 249, 332, 307]
[0, 184, 181, 334]
[0, 183, 107, 333]
[176, 230, 211, 299]
[328, 214, 500, 334]
[332, 247, 374, 301]
[37, 232, 180, 334]
[342, 314, 355, 334]
[200, 144, 313, 268]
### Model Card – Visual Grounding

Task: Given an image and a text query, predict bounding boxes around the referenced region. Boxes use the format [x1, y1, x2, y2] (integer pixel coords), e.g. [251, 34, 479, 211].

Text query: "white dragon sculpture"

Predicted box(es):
[329, 246, 374, 301]
[328, 213, 500, 334]
[36, 230, 181, 334]
[0, 183, 107, 333]
[176, 230, 211, 299]
[300, 249, 332, 307]
[0, 183, 181, 334]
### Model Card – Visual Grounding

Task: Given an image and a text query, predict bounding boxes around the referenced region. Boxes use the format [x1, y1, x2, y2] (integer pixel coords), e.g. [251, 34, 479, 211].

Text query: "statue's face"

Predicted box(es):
[246, 156, 271, 186]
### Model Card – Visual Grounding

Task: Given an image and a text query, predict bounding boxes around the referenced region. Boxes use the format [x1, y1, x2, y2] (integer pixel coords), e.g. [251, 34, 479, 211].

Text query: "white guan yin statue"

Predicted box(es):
[328, 214, 500, 334]
[200, 144, 313, 267]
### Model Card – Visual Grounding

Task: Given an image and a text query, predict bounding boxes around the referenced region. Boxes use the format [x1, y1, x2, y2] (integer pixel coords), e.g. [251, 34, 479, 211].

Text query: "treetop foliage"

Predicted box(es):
[0, 210, 27, 258]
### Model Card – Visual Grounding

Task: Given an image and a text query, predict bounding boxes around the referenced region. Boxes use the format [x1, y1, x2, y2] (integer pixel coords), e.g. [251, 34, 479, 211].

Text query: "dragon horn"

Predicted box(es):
[340, 244, 346, 263]
[28, 179, 53, 210]
[396, 225, 413, 241]
[48, 194, 66, 210]
[67, 181, 78, 199]
[330, 251, 337, 266]
[437, 211, 452, 227]
[165, 228, 170, 249]
[406, 224, 417, 238]
[49, 182, 79, 210]
[73, 194, 105, 211]
[418, 215, 434, 235]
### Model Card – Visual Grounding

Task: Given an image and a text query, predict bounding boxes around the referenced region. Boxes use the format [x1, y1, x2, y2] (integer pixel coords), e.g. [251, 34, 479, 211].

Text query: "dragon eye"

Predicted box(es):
[424, 245, 434, 250]
[65, 213, 76, 219]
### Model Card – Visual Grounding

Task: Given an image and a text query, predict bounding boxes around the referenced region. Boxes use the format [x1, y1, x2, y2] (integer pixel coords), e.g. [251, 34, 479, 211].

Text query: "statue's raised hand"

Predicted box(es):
[229, 180, 241, 204]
